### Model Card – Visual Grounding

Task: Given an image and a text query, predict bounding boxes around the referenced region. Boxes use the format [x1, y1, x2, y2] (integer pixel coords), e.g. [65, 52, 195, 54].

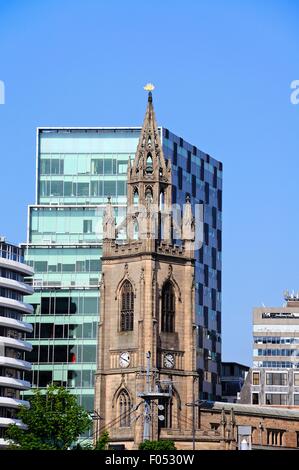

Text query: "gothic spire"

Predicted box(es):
[130, 86, 170, 181]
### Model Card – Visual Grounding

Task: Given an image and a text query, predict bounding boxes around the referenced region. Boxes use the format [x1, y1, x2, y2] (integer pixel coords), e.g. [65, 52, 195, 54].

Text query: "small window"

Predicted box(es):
[210, 423, 219, 431]
[252, 392, 259, 404]
[204, 264, 209, 287]
[204, 223, 209, 246]
[294, 394, 299, 405]
[200, 160, 204, 181]
[173, 142, 177, 166]
[91, 159, 104, 174]
[172, 186, 177, 204]
[192, 175, 196, 197]
[205, 182, 209, 205]
[217, 189, 222, 211]
[118, 160, 127, 174]
[178, 167, 183, 190]
[83, 220, 92, 234]
[77, 183, 89, 197]
[294, 373, 299, 386]
[212, 207, 217, 229]
[252, 372, 260, 385]
[104, 180, 116, 196]
[187, 151, 191, 173]
[213, 167, 217, 188]
[267, 429, 284, 446]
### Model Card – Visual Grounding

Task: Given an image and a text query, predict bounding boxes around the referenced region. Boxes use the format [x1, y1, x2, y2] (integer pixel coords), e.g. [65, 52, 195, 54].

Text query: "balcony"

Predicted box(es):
[0, 336, 32, 352]
[0, 316, 32, 334]
[0, 297, 33, 315]
[0, 356, 32, 371]
[0, 376, 31, 390]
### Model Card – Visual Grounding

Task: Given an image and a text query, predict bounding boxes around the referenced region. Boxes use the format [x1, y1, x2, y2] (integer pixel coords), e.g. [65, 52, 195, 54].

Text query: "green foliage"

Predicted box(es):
[74, 442, 94, 450]
[94, 430, 110, 450]
[6, 386, 91, 450]
[139, 440, 176, 450]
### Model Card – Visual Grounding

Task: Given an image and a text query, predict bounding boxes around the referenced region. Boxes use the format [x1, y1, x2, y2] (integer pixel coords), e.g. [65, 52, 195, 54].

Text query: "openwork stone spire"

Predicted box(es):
[130, 91, 169, 183]
[127, 86, 171, 212]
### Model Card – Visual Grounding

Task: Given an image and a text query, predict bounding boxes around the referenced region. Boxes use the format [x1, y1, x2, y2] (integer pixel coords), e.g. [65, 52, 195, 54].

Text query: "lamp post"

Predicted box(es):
[185, 377, 203, 451]
[91, 409, 103, 442]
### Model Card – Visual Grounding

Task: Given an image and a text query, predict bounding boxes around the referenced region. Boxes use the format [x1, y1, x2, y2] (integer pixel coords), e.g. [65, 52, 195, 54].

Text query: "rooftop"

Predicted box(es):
[201, 401, 299, 419]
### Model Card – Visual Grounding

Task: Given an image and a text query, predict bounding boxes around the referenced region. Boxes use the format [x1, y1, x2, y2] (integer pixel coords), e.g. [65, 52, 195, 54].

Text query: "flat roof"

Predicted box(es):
[221, 362, 250, 369]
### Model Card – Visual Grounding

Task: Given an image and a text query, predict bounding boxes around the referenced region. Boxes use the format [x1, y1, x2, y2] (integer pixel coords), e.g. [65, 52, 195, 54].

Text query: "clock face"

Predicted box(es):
[164, 353, 174, 369]
[119, 352, 130, 368]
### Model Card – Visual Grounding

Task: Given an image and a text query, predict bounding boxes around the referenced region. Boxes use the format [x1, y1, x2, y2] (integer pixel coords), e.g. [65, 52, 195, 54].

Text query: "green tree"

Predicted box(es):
[74, 441, 94, 450]
[139, 440, 176, 450]
[6, 386, 91, 450]
[94, 430, 110, 450]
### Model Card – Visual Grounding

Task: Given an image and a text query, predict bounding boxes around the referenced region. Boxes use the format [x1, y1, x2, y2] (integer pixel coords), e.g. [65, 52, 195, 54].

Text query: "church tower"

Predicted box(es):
[95, 87, 197, 449]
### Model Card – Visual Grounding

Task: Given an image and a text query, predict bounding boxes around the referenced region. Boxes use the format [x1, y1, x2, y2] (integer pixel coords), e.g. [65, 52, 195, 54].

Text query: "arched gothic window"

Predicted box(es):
[146, 153, 153, 174]
[159, 190, 165, 209]
[120, 280, 134, 331]
[119, 390, 131, 427]
[133, 189, 139, 206]
[161, 281, 175, 332]
[145, 186, 153, 205]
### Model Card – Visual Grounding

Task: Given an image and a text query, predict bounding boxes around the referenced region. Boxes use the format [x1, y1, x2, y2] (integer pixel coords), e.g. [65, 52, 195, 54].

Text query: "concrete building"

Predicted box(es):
[0, 238, 33, 447]
[22, 88, 223, 415]
[240, 292, 299, 406]
[221, 362, 249, 403]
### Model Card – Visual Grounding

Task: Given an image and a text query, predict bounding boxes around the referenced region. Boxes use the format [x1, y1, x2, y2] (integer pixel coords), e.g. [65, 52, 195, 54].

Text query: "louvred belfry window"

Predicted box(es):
[120, 280, 134, 331]
[161, 281, 175, 332]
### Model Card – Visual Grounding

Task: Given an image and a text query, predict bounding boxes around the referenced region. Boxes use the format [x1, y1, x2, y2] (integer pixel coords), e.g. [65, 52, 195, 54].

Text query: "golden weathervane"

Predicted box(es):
[144, 83, 155, 92]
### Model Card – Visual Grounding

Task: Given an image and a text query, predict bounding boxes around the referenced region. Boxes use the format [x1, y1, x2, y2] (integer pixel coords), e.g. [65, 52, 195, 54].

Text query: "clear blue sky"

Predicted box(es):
[0, 0, 298, 366]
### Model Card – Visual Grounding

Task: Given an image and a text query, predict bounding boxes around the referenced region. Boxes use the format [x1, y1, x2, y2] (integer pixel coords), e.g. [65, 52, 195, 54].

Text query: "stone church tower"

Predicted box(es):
[94, 89, 198, 449]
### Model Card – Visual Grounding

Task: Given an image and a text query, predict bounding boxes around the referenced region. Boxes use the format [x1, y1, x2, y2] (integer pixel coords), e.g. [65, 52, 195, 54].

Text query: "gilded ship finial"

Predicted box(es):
[144, 83, 155, 92]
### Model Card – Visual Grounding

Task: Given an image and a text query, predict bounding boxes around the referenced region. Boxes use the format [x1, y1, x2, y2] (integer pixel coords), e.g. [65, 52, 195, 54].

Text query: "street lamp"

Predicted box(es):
[185, 376, 204, 451]
[90, 409, 103, 442]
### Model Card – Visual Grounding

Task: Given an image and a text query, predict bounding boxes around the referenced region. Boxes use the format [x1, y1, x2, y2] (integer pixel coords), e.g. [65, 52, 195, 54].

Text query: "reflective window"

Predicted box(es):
[266, 394, 288, 405]
[266, 373, 287, 386]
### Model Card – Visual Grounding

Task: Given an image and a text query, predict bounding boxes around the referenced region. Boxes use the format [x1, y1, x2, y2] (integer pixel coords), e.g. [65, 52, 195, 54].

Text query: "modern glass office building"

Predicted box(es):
[23, 123, 223, 411]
